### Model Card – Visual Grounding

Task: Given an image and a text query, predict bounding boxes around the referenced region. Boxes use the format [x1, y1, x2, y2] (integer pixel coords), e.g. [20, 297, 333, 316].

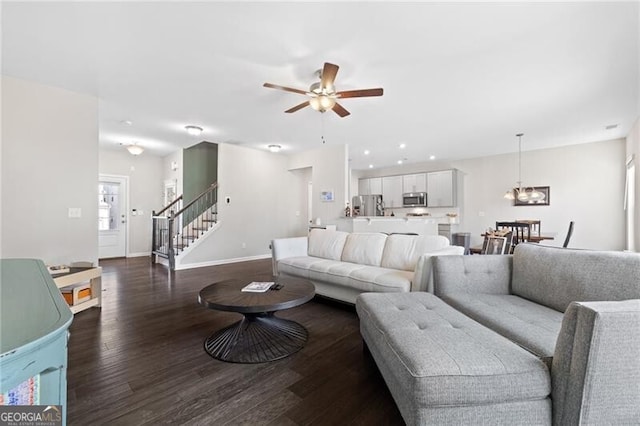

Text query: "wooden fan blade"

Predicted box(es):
[321, 63, 339, 89]
[263, 83, 308, 96]
[285, 101, 310, 113]
[332, 102, 350, 117]
[336, 88, 384, 98]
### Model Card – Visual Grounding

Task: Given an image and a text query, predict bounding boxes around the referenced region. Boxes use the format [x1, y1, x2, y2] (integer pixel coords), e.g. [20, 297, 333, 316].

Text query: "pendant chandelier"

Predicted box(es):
[503, 133, 545, 203]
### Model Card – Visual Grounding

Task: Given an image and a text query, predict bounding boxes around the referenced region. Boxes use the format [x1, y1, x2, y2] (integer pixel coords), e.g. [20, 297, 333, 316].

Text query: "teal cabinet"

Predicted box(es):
[0, 259, 73, 424]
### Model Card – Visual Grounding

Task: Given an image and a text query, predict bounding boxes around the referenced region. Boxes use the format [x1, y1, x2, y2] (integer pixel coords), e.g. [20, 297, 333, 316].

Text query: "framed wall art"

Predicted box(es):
[513, 186, 550, 206]
[320, 189, 335, 202]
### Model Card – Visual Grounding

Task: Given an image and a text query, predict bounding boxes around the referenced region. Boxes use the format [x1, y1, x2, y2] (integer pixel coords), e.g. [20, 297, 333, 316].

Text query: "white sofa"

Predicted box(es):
[271, 229, 464, 303]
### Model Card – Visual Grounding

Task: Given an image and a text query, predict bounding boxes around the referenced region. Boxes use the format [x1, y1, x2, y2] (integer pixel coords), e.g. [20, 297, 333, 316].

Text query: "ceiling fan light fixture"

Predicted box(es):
[309, 95, 336, 112]
[185, 125, 203, 136]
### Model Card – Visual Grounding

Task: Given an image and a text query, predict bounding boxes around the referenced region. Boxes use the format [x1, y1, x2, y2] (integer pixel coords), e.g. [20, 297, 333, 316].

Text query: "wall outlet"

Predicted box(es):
[225, 196, 230, 204]
[478, 211, 485, 217]
[68, 208, 82, 218]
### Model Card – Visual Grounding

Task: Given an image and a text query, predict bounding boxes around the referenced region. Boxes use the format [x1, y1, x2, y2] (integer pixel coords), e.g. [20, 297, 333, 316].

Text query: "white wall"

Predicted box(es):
[1, 76, 99, 265]
[178, 143, 305, 266]
[355, 139, 626, 250]
[99, 149, 164, 256]
[288, 144, 349, 225]
[163, 148, 183, 199]
[627, 117, 640, 251]
[454, 139, 626, 250]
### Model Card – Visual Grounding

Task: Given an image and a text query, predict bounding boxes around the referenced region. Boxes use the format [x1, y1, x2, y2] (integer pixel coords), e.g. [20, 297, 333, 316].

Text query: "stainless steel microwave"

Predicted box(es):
[403, 192, 427, 207]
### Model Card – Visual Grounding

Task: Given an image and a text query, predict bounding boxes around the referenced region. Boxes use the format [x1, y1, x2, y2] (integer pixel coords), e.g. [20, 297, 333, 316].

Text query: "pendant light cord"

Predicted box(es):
[517, 133, 523, 190]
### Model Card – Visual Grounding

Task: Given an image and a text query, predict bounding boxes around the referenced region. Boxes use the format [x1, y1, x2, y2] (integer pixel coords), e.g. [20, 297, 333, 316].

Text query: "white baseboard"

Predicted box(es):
[174, 253, 271, 271]
[128, 252, 151, 258]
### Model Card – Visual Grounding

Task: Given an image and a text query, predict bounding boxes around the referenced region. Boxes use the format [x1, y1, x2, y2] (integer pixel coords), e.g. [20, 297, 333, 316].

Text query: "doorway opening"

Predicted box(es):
[99, 174, 129, 258]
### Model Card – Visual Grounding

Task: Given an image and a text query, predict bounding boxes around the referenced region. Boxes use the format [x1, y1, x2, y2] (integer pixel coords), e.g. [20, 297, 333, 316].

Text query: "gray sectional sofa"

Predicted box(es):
[271, 229, 464, 303]
[356, 243, 640, 425]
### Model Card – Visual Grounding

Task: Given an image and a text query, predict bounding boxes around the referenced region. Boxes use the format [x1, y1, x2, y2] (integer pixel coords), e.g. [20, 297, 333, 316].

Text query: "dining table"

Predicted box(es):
[479, 233, 554, 243]
[471, 233, 555, 254]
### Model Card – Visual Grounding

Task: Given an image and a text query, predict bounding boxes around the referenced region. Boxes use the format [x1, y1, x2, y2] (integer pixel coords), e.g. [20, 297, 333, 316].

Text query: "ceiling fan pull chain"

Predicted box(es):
[321, 113, 326, 144]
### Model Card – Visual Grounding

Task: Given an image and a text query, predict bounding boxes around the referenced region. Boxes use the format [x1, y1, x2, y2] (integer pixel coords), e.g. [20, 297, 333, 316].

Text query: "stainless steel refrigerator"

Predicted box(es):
[352, 194, 384, 216]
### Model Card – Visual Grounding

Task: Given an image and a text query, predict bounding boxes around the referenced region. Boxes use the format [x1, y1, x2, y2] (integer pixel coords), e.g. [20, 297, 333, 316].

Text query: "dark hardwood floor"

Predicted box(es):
[67, 257, 404, 425]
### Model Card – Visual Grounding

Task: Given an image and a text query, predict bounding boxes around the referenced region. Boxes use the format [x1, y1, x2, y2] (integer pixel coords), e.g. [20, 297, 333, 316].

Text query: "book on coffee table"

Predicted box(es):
[241, 281, 274, 293]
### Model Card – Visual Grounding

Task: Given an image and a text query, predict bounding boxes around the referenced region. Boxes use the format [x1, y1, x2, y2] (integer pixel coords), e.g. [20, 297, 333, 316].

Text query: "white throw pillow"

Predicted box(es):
[341, 233, 388, 266]
[307, 229, 349, 260]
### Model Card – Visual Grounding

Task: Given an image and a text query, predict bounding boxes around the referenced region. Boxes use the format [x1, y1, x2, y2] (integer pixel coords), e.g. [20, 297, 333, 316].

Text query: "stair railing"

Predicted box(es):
[152, 183, 218, 270]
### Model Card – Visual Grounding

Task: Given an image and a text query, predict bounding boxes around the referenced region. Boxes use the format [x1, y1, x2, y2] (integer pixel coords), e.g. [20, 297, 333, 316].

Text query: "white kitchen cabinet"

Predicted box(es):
[358, 177, 383, 195]
[369, 177, 383, 195]
[402, 173, 427, 194]
[358, 178, 370, 195]
[427, 170, 457, 207]
[382, 175, 403, 209]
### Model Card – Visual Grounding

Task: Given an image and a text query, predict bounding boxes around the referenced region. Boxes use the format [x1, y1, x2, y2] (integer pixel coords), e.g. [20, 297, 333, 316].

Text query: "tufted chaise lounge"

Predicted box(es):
[357, 292, 551, 424]
[356, 244, 640, 425]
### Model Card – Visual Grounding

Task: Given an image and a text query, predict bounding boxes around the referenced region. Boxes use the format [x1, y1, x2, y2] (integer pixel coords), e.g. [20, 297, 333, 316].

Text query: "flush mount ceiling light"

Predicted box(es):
[503, 133, 544, 202]
[126, 144, 144, 156]
[268, 144, 282, 153]
[185, 125, 203, 136]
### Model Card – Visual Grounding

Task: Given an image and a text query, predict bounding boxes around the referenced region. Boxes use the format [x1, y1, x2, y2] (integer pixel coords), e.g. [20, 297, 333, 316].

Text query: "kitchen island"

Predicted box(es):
[334, 216, 446, 235]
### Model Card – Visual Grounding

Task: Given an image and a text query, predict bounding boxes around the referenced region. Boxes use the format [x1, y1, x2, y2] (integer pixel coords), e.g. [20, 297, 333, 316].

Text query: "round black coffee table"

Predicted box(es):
[198, 276, 315, 363]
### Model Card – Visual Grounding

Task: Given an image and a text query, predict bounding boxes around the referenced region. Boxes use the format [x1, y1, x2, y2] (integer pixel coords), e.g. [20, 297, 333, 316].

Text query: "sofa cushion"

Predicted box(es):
[341, 232, 387, 266]
[440, 293, 564, 366]
[512, 244, 640, 313]
[308, 259, 367, 288]
[307, 229, 349, 260]
[356, 292, 551, 407]
[277, 256, 329, 279]
[381, 234, 449, 271]
[347, 266, 414, 292]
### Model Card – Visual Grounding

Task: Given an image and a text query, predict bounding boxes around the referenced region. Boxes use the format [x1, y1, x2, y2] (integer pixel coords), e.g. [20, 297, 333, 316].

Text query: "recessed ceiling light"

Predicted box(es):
[397, 160, 403, 165]
[268, 144, 282, 153]
[399, 143, 406, 149]
[368, 164, 374, 169]
[605, 124, 618, 130]
[429, 155, 436, 160]
[364, 150, 370, 155]
[185, 125, 203, 136]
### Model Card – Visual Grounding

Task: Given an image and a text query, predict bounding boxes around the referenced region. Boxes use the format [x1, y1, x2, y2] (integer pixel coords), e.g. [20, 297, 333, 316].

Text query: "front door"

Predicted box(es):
[98, 175, 128, 258]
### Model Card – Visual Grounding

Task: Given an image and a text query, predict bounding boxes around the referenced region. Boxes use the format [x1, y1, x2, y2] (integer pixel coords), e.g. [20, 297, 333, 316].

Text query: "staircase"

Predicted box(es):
[152, 183, 218, 270]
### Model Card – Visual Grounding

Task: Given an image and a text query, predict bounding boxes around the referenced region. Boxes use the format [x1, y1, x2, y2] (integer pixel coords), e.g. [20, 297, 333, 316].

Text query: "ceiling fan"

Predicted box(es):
[263, 62, 383, 118]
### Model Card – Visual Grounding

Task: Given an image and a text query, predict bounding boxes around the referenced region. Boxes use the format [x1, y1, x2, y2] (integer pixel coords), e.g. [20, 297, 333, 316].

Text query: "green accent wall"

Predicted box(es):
[183, 142, 218, 222]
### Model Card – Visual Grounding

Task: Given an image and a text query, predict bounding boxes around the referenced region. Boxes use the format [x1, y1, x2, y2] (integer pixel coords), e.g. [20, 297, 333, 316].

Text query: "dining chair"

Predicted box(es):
[495, 221, 531, 253]
[516, 220, 540, 237]
[480, 231, 512, 255]
[562, 221, 575, 248]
